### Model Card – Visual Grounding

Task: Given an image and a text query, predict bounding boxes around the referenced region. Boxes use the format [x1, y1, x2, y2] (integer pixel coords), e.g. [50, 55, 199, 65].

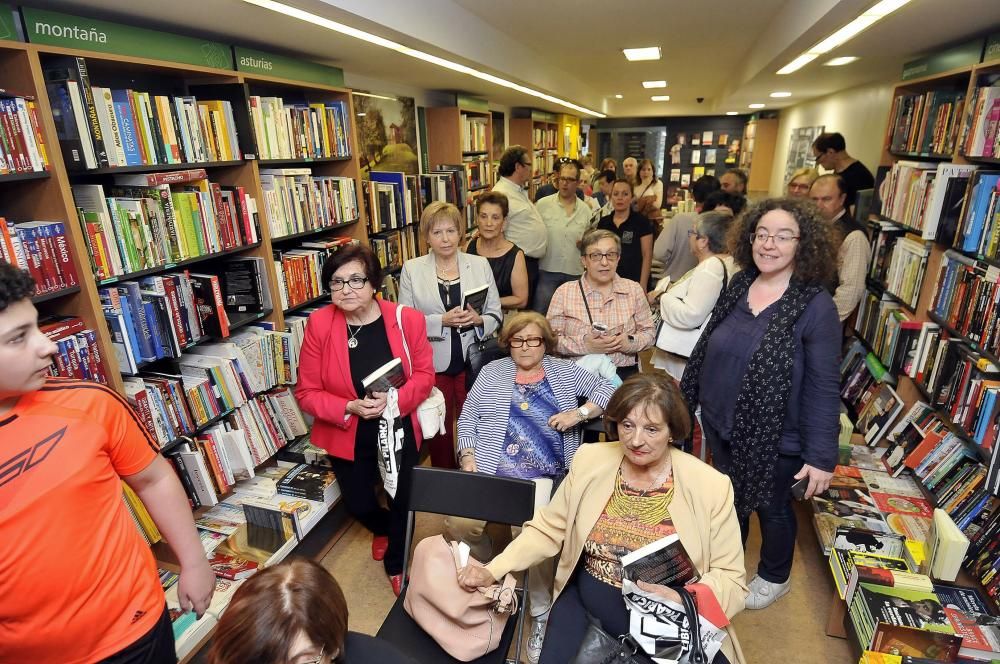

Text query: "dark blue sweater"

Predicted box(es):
[698, 289, 841, 471]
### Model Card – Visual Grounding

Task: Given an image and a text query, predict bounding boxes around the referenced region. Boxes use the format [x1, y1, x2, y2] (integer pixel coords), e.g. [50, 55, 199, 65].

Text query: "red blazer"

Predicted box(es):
[294, 299, 436, 460]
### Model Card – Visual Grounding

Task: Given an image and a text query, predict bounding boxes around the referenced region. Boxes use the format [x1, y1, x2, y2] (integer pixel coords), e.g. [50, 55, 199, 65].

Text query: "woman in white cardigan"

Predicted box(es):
[398, 202, 501, 469]
[653, 211, 738, 381]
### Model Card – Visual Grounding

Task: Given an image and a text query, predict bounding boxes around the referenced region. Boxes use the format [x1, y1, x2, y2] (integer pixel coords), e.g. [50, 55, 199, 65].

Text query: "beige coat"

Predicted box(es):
[485, 442, 748, 664]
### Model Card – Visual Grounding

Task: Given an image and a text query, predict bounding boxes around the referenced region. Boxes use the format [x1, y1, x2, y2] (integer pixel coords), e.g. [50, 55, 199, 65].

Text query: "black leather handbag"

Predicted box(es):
[464, 335, 505, 390]
[571, 587, 707, 664]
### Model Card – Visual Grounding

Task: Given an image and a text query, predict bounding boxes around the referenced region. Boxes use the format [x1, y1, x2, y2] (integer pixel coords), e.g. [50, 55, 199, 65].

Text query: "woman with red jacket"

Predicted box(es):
[295, 245, 435, 595]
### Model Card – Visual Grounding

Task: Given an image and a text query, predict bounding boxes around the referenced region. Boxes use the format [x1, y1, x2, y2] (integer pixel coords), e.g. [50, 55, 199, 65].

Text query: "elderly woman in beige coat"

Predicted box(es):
[458, 373, 747, 664]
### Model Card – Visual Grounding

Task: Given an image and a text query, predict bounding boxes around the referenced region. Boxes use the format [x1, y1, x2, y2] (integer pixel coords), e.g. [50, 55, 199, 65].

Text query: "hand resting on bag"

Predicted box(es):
[635, 579, 682, 604]
[456, 564, 496, 591]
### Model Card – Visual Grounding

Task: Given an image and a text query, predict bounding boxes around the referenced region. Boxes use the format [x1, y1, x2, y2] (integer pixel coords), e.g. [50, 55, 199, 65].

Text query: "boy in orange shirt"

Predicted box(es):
[0, 262, 215, 663]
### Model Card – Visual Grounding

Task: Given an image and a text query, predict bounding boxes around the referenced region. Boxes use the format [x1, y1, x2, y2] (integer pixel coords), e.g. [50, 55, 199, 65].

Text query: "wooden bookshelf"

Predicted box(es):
[509, 115, 557, 200]
[424, 104, 493, 166]
[739, 116, 777, 196]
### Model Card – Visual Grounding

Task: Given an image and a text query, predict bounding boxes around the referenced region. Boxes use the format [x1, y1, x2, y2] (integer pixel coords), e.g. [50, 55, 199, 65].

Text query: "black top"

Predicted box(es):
[347, 314, 414, 448]
[467, 238, 521, 298]
[438, 277, 464, 375]
[837, 160, 875, 205]
[341, 631, 418, 663]
[596, 211, 654, 287]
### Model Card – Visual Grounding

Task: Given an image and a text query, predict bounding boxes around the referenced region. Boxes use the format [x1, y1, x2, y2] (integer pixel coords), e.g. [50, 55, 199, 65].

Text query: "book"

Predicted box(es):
[361, 358, 406, 396]
[207, 552, 258, 580]
[933, 582, 1000, 660]
[276, 464, 338, 505]
[927, 508, 969, 582]
[620, 533, 699, 586]
[857, 383, 905, 445]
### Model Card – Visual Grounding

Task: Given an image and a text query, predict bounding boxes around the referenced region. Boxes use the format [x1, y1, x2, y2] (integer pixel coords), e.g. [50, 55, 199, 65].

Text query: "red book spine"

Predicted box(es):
[40, 317, 86, 339]
[140, 168, 207, 186]
[82, 329, 107, 385]
[209, 182, 233, 249]
[160, 277, 188, 347]
[49, 223, 79, 287]
[208, 275, 229, 337]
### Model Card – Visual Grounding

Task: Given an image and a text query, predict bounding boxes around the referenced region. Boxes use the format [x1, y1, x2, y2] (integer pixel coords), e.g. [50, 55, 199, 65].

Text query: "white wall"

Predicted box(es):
[767, 80, 895, 196]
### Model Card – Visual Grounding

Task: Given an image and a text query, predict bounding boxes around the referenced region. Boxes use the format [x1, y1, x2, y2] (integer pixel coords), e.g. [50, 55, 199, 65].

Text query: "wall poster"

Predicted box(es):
[783, 125, 825, 183]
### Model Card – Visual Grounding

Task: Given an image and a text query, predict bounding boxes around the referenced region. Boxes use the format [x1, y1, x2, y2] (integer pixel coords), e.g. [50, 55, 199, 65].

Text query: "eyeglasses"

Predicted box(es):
[686, 229, 703, 238]
[508, 336, 544, 348]
[558, 177, 579, 184]
[329, 276, 369, 291]
[586, 251, 621, 262]
[750, 231, 799, 245]
[294, 647, 325, 664]
[519, 160, 532, 167]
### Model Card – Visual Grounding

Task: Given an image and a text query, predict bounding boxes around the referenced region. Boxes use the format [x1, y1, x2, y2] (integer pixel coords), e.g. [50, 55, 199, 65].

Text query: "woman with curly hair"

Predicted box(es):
[680, 198, 841, 611]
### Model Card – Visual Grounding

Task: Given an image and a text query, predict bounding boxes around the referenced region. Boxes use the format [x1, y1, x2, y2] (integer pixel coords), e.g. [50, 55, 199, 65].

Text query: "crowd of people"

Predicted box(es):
[0, 131, 877, 664]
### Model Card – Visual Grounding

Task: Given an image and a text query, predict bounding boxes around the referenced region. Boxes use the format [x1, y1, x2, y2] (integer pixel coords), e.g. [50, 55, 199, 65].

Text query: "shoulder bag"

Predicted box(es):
[464, 313, 505, 390]
[396, 305, 447, 439]
[403, 534, 518, 661]
[655, 257, 729, 359]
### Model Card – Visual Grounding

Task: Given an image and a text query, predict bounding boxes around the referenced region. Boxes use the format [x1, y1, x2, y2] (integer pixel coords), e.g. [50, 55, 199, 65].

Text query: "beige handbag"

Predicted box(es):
[402, 535, 519, 661]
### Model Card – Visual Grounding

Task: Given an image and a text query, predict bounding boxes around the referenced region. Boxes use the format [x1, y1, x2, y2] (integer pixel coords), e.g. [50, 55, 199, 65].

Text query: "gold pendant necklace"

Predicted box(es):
[606, 464, 674, 525]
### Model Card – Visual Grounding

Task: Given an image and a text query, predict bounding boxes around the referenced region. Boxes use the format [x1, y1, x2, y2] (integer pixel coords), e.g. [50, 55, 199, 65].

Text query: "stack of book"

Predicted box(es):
[886, 90, 965, 156]
[1, 218, 79, 295]
[877, 161, 938, 228]
[248, 97, 352, 160]
[40, 316, 108, 383]
[929, 251, 999, 350]
[961, 83, 1000, 158]
[369, 227, 419, 273]
[363, 171, 413, 233]
[259, 169, 358, 239]
[461, 114, 488, 153]
[273, 235, 353, 311]
[882, 236, 931, 309]
[73, 169, 260, 280]
[43, 56, 241, 171]
[0, 90, 50, 174]
[951, 171, 1000, 257]
[276, 464, 339, 507]
[462, 153, 491, 190]
[841, 340, 895, 419]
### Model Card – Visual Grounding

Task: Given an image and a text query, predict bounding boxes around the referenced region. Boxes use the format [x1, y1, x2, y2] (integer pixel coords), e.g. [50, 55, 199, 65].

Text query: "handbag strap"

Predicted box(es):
[396, 304, 413, 378]
[678, 588, 708, 664]
[577, 278, 594, 326]
[716, 256, 729, 293]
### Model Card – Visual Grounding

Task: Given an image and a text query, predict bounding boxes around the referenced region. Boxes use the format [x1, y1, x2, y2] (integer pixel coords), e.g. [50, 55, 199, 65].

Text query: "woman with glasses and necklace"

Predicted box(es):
[596, 178, 654, 289]
[547, 229, 655, 384]
[681, 198, 841, 611]
[295, 245, 435, 596]
[449, 311, 615, 663]
[399, 201, 502, 469]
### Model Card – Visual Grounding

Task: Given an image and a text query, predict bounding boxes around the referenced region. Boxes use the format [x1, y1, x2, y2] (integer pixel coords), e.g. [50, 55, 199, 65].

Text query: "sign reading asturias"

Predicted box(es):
[233, 47, 345, 87]
[21, 7, 233, 69]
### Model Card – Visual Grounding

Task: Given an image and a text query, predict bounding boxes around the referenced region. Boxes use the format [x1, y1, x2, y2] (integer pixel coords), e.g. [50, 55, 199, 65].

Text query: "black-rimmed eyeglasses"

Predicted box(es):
[329, 276, 369, 291]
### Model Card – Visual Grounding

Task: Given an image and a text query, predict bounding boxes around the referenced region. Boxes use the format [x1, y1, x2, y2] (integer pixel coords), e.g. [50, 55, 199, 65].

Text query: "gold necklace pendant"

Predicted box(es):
[520, 401, 530, 411]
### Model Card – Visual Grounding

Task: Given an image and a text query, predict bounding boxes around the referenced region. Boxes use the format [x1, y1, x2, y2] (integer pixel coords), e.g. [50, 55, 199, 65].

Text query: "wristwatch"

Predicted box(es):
[577, 405, 592, 421]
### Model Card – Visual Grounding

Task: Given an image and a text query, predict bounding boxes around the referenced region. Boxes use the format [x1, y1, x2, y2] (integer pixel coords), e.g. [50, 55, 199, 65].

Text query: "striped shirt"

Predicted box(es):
[458, 356, 616, 475]
[547, 274, 656, 366]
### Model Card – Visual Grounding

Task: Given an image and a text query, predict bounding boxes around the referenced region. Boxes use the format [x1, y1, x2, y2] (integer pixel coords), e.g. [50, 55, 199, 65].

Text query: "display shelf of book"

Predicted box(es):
[887, 150, 954, 160]
[873, 214, 922, 236]
[225, 308, 273, 336]
[270, 219, 361, 245]
[962, 154, 1000, 165]
[75, 160, 245, 176]
[95, 242, 263, 286]
[925, 310, 1000, 369]
[865, 277, 916, 314]
[283, 292, 329, 316]
[0, 170, 50, 183]
[158, 409, 236, 457]
[30, 285, 81, 304]
[256, 155, 353, 166]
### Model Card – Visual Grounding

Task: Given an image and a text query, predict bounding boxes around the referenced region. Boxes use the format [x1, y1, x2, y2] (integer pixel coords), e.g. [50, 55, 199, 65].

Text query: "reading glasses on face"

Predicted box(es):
[587, 251, 620, 262]
[329, 276, 368, 291]
[750, 231, 799, 246]
[509, 336, 544, 348]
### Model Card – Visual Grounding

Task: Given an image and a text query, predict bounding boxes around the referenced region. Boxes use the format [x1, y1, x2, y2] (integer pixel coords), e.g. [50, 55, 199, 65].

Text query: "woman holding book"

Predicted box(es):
[465, 191, 529, 311]
[681, 198, 841, 610]
[295, 244, 435, 596]
[457, 373, 748, 663]
[399, 201, 502, 469]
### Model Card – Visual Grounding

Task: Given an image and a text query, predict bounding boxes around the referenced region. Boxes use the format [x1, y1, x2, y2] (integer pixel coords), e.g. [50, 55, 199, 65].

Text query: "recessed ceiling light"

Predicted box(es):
[614, 94, 624, 99]
[825, 56, 860, 66]
[749, 103, 765, 109]
[770, 91, 792, 98]
[777, 0, 912, 75]
[726, 111, 739, 116]
[623, 47, 661, 61]
[650, 95, 670, 102]
[642, 80, 667, 89]
[239, 0, 606, 117]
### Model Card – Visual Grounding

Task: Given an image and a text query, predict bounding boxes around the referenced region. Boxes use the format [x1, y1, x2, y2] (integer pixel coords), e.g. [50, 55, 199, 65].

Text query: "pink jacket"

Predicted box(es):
[294, 299, 436, 460]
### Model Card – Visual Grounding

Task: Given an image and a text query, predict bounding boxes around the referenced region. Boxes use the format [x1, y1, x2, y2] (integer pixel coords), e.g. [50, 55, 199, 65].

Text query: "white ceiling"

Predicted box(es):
[19, 0, 1000, 118]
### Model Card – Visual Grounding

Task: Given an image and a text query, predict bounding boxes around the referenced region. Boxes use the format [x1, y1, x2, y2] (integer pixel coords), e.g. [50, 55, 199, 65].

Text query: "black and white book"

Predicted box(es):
[620, 533, 700, 586]
[462, 283, 489, 315]
[361, 358, 406, 396]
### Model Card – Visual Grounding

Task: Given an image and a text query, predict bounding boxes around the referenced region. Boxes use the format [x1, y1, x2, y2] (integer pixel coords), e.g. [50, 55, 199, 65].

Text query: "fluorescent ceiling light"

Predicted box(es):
[726, 111, 738, 116]
[650, 95, 670, 101]
[642, 80, 667, 88]
[614, 94, 624, 99]
[776, 0, 912, 75]
[825, 56, 859, 66]
[240, 0, 606, 117]
[623, 47, 661, 61]
[749, 103, 765, 109]
[354, 92, 397, 101]
[769, 91, 792, 98]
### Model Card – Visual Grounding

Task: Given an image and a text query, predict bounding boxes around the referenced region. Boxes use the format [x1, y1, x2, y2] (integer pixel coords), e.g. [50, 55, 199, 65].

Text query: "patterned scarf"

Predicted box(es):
[680, 266, 822, 518]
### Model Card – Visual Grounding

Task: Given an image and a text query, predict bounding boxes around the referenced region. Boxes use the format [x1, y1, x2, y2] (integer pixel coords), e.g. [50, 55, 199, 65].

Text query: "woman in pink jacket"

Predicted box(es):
[295, 245, 435, 595]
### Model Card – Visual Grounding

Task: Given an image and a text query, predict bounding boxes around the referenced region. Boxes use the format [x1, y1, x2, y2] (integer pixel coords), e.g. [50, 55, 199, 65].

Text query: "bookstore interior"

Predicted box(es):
[4, 1, 1000, 663]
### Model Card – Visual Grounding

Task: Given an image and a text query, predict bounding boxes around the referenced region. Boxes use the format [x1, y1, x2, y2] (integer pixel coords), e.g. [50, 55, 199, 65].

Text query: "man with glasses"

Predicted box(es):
[534, 156, 586, 203]
[809, 174, 870, 322]
[534, 159, 593, 314]
[811, 132, 874, 208]
[494, 146, 548, 307]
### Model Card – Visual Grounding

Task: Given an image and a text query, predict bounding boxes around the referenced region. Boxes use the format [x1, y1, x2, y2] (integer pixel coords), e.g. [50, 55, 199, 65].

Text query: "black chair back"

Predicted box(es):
[406, 467, 537, 526]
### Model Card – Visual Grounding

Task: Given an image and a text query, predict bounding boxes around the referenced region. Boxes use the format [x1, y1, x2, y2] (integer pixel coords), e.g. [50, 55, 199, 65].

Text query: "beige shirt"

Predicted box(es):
[835, 228, 871, 322]
[536, 194, 592, 275]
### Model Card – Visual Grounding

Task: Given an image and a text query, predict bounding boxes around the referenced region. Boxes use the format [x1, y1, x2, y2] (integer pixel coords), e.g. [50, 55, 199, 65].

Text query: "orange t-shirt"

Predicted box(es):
[0, 378, 165, 663]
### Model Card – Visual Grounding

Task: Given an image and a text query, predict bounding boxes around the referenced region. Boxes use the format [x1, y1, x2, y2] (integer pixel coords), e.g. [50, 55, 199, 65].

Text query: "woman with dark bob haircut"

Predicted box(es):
[450, 311, 615, 660]
[681, 197, 841, 611]
[208, 558, 415, 664]
[459, 373, 748, 663]
[295, 244, 435, 596]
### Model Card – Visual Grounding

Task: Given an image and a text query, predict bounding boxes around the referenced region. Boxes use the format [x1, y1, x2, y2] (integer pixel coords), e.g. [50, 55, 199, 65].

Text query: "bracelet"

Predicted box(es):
[458, 449, 475, 460]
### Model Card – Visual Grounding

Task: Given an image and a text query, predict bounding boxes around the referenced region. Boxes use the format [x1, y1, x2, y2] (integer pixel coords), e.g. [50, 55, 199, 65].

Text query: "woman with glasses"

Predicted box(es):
[208, 558, 416, 664]
[450, 311, 615, 664]
[547, 229, 656, 384]
[786, 167, 818, 198]
[399, 201, 502, 470]
[596, 179, 654, 289]
[681, 198, 840, 611]
[652, 211, 737, 381]
[295, 244, 436, 596]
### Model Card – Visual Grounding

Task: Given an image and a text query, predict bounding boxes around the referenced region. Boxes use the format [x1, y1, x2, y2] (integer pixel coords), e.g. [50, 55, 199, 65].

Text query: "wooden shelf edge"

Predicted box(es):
[283, 293, 329, 316]
[72, 160, 244, 176]
[32, 284, 81, 303]
[96, 242, 262, 286]
[0, 170, 50, 183]
[270, 219, 359, 243]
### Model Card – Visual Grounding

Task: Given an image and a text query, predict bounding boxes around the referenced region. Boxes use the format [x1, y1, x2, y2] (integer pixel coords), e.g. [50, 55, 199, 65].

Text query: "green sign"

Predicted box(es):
[22, 8, 232, 69]
[0, 3, 21, 41]
[901, 38, 984, 80]
[456, 94, 488, 113]
[417, 106, 429, 173]
[234, 47, 344, 87]
[531, 110, 557, 123]
[984, 33, 1000, 63]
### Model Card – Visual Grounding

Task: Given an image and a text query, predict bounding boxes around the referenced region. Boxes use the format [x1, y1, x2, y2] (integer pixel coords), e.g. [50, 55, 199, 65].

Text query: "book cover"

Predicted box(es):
[868, 623, 961, 661]
[933, 582, 1000, 659]
[620, 533, 700, 586]
[361, 358, 406, 396]
[208, 552, 258, 580]
[276, 463, 337, 502]
[856, 582, 956, 634]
